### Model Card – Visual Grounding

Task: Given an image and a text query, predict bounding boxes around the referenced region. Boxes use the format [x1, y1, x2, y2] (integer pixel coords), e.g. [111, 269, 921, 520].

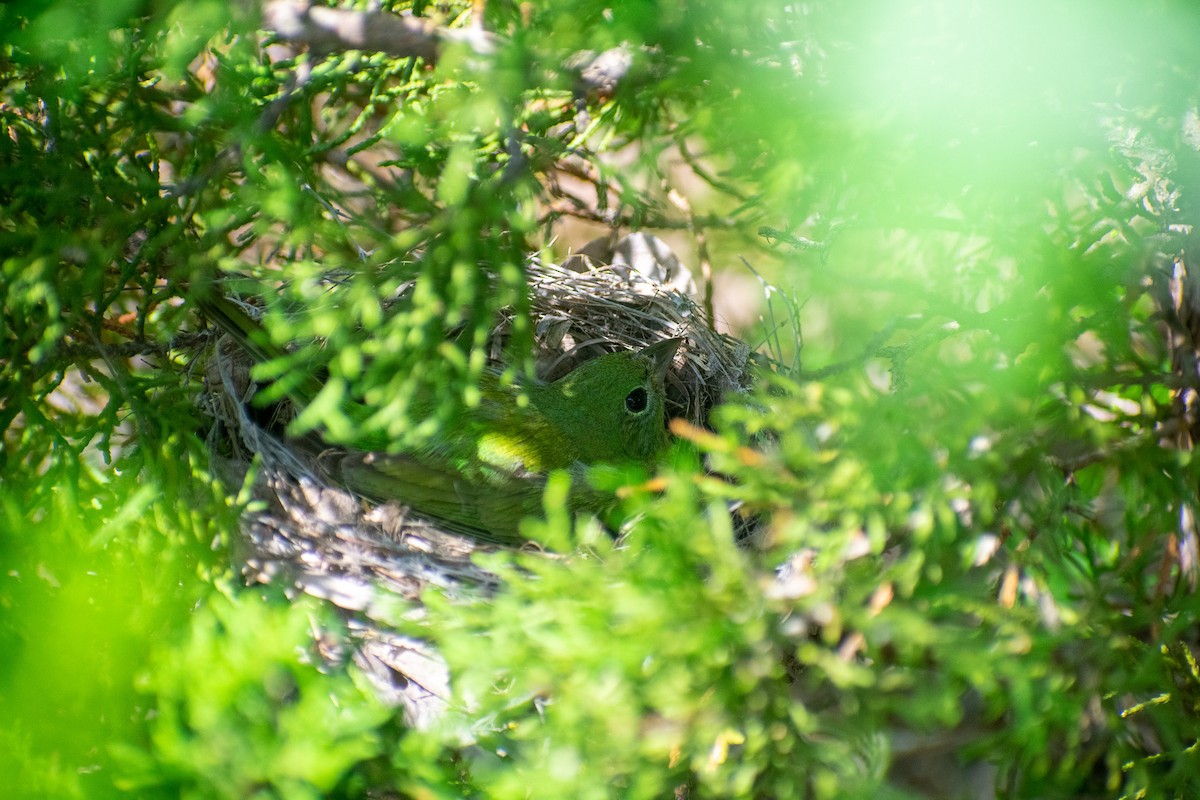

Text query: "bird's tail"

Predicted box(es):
[197, 291, 326, 406]
[197, 293, 279, 362]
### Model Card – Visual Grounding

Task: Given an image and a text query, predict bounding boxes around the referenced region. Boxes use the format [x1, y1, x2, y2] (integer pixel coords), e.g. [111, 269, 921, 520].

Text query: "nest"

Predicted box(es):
[200, 234, 757, 724]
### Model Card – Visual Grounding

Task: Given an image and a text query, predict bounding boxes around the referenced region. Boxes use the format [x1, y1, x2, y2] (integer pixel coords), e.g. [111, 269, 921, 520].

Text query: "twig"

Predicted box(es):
[697, 228, 715, 330]
[53, 332, 211, 366]
[541, 200, 740, 231]
[1076, 371, 1200, 392]
[167, 60, 314, 200]
[799, 316, 925, 381]
[1046, 419, 1182, 473]
[677, 137, 751, 203]
[738, 256, 801, 372]
[757, 226, 825, 250]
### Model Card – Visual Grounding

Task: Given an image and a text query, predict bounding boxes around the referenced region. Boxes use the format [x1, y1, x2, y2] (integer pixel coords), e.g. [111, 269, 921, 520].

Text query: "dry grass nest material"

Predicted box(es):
[502, 257, 755, 426]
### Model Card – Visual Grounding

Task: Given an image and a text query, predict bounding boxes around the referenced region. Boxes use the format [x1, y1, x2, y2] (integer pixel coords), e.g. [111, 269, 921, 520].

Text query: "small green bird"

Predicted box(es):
[199, 292, 680, 542]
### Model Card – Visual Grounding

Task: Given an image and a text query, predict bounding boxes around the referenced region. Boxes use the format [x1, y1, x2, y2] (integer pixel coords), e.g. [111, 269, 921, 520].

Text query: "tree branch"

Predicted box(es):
[263, 0, 498, 62]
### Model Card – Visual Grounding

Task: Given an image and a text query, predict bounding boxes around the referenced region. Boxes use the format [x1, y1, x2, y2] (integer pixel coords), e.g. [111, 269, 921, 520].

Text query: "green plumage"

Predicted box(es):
[200, 292, 679, 542]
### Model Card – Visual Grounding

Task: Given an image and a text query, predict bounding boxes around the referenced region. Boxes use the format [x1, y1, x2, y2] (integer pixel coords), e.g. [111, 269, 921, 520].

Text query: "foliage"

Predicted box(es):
[0, 436, 227, 800]
[117, 593, 394, 799]
[4, 1, 1200, 799]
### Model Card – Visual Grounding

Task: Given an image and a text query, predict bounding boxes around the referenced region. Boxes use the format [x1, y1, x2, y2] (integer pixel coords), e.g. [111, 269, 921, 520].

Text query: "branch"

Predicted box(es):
[53, 333, 211, 367]
[798, 316, 927, 381]
[1045, 419, 1183, 473]
[540, 198, 740, 231]
[263, 0, 498, 62]
[757, 226, 825, 250]
[263, 2, 634, 98]
[1076, 370, 1200, 392]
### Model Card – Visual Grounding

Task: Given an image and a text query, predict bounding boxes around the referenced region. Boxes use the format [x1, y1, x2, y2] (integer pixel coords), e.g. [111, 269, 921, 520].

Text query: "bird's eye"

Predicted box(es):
[625, 387, 649, 413]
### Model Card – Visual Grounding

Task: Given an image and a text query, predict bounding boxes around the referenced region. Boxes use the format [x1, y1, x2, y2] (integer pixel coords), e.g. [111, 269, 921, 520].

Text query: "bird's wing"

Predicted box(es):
[333, 450, 550, 545]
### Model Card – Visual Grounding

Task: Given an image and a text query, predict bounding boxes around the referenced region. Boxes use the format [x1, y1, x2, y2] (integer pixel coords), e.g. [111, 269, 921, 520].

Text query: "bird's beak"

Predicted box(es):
[640, 337, 682, 381]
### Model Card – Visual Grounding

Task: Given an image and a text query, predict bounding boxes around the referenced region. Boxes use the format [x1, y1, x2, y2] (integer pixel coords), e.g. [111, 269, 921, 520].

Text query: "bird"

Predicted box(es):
[198, 291, 681, 542]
